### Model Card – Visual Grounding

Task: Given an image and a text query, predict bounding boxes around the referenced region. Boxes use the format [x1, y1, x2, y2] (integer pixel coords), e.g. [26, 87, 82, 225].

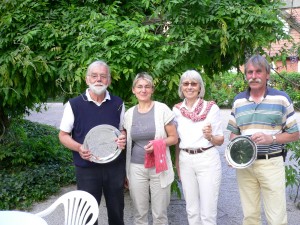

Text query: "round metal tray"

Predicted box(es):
[83, 124, 122, 164]
[225, 135, 257, 169]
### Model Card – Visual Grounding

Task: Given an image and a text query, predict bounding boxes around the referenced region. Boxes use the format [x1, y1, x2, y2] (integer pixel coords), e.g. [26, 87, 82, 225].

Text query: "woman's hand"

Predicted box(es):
[202, 123, 213, 141]
[116, 133, 126, 150]
[124, 177, 129, 189]
[144, 141, 154, 153]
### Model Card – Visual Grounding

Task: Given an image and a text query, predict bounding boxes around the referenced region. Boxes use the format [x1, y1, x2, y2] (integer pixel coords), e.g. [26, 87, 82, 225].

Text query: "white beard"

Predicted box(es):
[89, 83, 107, 95]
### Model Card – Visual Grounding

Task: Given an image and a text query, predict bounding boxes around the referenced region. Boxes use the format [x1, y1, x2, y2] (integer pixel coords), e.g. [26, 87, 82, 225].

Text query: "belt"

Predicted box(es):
[181, 145, 214, 154]
[257, 151, 283, 160]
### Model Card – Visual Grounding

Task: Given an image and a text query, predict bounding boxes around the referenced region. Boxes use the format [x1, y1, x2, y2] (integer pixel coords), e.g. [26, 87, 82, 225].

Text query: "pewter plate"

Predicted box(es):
[225, 136, 257, 169]
[83, 124, 121, 164]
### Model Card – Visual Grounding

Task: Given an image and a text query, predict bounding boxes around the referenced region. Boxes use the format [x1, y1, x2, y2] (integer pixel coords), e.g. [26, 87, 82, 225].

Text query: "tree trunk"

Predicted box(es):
[0, 109, 10, 138]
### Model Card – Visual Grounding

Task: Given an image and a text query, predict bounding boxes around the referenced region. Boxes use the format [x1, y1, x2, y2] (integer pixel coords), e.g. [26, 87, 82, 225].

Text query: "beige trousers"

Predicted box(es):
[129, 163, 171, 225]
[236, 156, 287, 225]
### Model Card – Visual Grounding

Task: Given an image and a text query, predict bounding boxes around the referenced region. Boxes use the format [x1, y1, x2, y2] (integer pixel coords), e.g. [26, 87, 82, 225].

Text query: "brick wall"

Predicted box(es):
[268, 7, 300, 72]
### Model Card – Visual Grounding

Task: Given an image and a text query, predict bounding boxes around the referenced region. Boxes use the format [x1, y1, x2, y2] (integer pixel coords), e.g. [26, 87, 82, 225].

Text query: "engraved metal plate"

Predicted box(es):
[83, 124, 121, 164]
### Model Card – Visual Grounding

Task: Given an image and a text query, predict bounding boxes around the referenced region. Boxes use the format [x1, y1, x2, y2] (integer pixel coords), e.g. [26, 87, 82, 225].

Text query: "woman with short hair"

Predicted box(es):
[173, 70, 224, 225]
[123, 72, 178, 225]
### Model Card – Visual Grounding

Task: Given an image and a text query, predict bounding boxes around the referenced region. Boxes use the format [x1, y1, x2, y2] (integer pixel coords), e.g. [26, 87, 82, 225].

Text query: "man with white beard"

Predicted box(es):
[59, 60, 126, 225]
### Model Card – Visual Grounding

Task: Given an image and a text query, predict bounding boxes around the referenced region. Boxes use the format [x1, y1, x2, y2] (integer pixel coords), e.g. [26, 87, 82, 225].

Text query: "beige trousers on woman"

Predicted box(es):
[129, 163, 171, 225]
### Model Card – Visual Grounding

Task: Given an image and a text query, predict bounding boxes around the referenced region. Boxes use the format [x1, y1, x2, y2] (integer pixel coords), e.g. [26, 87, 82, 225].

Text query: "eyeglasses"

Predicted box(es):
[182, 82, 198, 87]
[89, 74, 108, 80]
[135, 85, 152, 90]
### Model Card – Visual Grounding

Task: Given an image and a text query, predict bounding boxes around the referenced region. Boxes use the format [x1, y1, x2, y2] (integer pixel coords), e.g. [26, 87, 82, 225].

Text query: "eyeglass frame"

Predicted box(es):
[135, 85, 153, 90]
[182, 82, 198, 87]
[88, 74, 109, 81]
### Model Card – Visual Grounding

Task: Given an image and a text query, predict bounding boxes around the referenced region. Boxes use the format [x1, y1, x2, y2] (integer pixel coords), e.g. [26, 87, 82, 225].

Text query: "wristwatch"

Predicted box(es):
[272, 135, 277, 144]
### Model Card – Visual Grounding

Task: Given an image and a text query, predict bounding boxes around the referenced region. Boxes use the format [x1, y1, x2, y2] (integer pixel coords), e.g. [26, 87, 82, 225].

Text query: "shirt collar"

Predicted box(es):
[246, 86, 269, 101]
[85, 89, 111, 105]
[180, 98, 200, 110]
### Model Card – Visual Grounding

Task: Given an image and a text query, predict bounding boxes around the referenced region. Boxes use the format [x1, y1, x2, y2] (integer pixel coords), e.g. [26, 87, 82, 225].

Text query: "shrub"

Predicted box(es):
[210, 71, 247, 108]
[286, 139, 300, 204]
[270, 71, 300, 110]
[0, 119, 75, 210]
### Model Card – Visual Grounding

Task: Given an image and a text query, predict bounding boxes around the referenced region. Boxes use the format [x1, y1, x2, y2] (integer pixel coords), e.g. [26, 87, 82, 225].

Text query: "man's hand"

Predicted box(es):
[251, 132, 273, 145]
[79, 145, 91, 161]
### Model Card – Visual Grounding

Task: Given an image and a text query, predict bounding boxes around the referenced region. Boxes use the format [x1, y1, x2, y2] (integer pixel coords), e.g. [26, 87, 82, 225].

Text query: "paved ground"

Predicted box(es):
[26, 103, 300, 225]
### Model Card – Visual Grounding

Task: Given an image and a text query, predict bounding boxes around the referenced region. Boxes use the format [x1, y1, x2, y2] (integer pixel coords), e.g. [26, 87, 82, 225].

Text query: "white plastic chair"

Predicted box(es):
[35, 190, 99, 225]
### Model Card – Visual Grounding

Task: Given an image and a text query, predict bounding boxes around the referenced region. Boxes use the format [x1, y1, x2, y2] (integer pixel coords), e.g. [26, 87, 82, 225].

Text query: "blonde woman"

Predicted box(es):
[123, 72, 178, 225]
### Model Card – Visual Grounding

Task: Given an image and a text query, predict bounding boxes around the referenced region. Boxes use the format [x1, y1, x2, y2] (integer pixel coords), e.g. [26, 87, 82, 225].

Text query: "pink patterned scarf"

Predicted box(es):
[175, 99, 215, 122]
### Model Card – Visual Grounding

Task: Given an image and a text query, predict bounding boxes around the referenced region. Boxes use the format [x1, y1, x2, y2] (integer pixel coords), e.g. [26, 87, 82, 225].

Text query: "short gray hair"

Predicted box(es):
[244, 55, 270, 74]
[178, 70, 205, 99]
[132, 72, 154, 88]
[86, 60, 111, 81]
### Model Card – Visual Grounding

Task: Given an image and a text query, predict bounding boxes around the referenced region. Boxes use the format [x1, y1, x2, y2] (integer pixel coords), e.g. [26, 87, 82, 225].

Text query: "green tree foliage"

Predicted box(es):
[270, 71, 300, 110]
[0, 0, 289, 129]
[159, 0, 287, 74]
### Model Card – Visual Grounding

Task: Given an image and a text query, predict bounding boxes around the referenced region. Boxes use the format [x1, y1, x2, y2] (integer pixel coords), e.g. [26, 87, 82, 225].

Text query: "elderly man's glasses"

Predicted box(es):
[89, 74, 108, 80]
[182, 82, 198, 87]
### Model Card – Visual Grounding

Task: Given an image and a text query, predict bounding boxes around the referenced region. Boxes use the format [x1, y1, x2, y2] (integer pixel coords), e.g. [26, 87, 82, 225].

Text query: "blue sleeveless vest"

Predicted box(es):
[69, 93, 123, 167]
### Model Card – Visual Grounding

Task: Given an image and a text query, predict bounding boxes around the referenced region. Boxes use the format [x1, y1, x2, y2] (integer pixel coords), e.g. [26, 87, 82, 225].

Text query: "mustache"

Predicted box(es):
[90, 81, 104, 86]
[89, 83, 107, 95]
[248, 78, 262, 84]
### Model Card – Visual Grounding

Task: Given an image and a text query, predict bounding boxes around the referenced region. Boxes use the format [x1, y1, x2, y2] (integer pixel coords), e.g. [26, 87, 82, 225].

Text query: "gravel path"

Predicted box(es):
[26, 103, 300, 225]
